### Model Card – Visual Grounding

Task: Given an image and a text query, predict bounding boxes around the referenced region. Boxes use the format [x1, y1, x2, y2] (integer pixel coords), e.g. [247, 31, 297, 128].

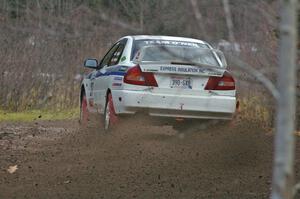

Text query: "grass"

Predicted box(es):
[238, 96, 274, 130]
[0, 96, 274, 125]
[0, 108, 79, 122]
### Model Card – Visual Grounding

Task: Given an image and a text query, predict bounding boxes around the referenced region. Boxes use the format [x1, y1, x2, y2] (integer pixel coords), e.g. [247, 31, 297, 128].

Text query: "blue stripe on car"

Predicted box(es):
[95, 71, 126, 77]
[95, 66, 128, 78]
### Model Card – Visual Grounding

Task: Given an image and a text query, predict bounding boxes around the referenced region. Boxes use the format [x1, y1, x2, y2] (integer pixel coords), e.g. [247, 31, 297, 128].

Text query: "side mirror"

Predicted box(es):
[84, 59, 98, 69]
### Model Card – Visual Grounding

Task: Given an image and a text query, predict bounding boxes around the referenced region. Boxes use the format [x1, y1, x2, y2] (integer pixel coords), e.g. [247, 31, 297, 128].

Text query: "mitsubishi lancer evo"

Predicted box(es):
[80, 35, 238, 130]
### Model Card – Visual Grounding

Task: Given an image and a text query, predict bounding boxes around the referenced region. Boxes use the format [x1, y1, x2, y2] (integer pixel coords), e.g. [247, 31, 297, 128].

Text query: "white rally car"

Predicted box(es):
[80, 35, 237, 130]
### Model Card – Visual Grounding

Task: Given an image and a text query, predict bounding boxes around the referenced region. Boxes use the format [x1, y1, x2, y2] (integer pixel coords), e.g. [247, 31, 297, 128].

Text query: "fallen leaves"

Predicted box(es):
[7, 165, 18, 174]
[63, 180, 71, 184]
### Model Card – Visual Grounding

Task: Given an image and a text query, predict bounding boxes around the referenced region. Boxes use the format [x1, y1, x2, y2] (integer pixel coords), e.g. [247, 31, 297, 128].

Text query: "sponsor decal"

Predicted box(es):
[114, 76, 123, 81]
[207, 72, 222, 76]
[119, 66, 128, 71]
[143, 40, 204, 48]
[160, 66, 177, 72]
[120, 56, 126, 62]
[145, 69, 159, 72]
[112, 83, 122, 87]
[159, 66, 222, 75]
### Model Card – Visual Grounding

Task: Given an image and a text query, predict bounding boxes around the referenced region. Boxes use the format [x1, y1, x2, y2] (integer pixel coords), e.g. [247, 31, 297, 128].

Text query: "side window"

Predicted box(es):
[99, 43, 120, 68]
[108, 44, 125, 66]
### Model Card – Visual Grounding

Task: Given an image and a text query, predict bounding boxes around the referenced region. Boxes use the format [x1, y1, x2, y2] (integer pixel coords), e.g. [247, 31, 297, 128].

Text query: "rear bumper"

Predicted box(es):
[112, 90, 236, 120]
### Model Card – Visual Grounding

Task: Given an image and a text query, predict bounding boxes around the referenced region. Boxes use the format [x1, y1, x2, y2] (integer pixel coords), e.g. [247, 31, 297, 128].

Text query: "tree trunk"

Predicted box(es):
[139, 0, 144, 32]
[271, 0, 298, 199]
[189, 0, 207, 40]
[222, 0, 235, 43]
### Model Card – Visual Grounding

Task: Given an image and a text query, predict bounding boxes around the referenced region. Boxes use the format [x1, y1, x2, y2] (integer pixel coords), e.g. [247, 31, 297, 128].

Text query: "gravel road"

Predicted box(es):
[0, 117, 299, 199]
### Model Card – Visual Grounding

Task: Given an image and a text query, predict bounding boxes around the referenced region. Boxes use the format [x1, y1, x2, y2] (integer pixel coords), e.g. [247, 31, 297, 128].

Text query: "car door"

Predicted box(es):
[96, 41, 127, 113]
[91, 43, 120, 113]
[91, 39, 126, 112]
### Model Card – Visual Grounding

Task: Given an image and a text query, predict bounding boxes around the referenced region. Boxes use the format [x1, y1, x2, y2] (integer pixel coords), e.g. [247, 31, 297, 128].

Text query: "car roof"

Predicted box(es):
[120, 35, 207, 44]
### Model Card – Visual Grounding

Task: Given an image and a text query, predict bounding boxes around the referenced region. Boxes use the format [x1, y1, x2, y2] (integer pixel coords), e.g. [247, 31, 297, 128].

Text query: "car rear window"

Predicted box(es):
[131, 39, 221, 67]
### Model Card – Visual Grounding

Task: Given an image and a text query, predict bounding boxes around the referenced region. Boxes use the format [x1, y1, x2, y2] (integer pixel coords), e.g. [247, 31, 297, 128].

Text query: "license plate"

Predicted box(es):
[170, 76, 192, 89]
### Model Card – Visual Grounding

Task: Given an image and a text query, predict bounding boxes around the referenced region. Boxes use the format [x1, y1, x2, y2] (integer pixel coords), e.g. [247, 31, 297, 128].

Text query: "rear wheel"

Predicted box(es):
[104, 93, 118, 131]
[80, 94, 89, 126]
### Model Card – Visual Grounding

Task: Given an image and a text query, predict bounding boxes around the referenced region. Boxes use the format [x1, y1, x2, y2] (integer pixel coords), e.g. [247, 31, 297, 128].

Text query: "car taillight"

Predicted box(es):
[124, 65, 158, 87]
[205, 71, 235, 90]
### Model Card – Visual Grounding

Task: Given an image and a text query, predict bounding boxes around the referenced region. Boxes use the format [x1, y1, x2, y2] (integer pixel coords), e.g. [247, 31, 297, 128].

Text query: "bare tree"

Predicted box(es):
[222, 0, 235, 43]
[139, 0, 145, 32]
[271, 0, 298, 199]
[189, 0, 207, 39]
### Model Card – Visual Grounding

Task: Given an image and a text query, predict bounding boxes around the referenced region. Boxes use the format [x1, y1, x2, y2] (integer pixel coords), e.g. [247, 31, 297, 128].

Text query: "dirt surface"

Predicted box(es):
[0, 117, 299, 199]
